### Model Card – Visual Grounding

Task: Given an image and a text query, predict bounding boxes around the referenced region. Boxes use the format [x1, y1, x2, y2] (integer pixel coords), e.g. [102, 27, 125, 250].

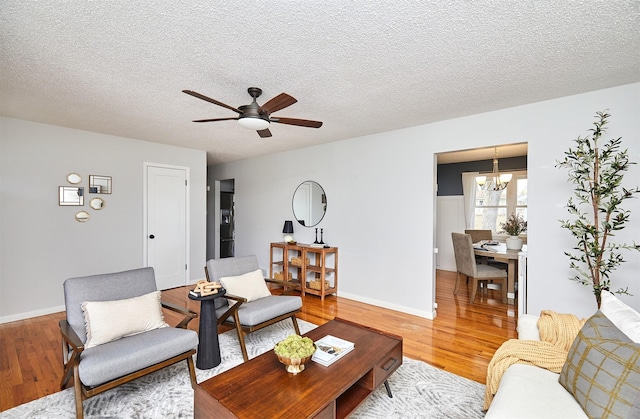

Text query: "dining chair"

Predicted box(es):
[452, 232, 508, 304]
[465, 229, 493, 264]
[465, 229, 507, 270]
[464, 229, 492, 243]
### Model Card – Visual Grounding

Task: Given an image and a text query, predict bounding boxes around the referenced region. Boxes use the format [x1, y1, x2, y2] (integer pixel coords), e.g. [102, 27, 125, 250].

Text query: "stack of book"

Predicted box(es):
[311, 335, 355, 366]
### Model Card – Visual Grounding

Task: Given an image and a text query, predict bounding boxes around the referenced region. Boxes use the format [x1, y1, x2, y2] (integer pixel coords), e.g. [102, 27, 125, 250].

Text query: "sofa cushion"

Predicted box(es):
[219, 269, 272, 303]
[78, 327, 198, 387]
[485, 364, 587, 419]
[517, 314, 541, 341]
[216, 295, 301, 327]
[600, 291, 640, 342]
[82, 290, 169, 349]
[559, 311, 640, 419]
[64, 267, 158, 343]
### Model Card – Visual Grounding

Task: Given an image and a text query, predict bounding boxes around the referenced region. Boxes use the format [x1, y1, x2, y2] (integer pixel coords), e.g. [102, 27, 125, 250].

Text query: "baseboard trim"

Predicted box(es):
[0, 305, 65, 324]
[337, 291, 435, 320]
[2, 279, 208, 325]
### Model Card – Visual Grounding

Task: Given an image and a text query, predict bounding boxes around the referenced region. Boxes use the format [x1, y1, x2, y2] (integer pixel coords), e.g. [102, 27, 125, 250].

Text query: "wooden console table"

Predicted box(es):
[269, 242, 338, 301]
[194, 318, 402, 418]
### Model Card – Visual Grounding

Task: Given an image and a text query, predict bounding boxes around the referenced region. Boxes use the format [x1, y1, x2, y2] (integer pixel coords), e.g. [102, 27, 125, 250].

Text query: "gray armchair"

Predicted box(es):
[451, 232, 507, 304]
[205, 255, 302, 361]
[59, 267, 198, 419]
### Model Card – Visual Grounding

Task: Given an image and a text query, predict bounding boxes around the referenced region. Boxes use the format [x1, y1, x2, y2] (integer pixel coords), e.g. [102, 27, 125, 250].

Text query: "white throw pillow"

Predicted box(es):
[600, 290, 640, 342]
[82, 290, 169, 349]
[219, 269, 271, 303]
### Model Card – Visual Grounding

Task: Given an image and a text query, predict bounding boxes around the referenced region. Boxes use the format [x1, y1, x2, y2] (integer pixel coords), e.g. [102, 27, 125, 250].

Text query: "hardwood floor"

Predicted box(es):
[0, 269, 517, 412]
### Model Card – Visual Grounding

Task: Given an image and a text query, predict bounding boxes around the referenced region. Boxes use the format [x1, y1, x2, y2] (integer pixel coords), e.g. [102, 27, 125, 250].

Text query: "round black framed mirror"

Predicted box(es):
[292, 181, 326, 227]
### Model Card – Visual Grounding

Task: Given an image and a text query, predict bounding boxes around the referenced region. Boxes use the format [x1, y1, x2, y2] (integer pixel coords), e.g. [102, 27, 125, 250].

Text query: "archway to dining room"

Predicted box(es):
[434, 143, 528, 325]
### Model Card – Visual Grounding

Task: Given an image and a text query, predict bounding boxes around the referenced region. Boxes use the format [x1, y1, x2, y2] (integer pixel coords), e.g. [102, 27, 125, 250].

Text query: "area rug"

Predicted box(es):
[1, 320, 486, 418]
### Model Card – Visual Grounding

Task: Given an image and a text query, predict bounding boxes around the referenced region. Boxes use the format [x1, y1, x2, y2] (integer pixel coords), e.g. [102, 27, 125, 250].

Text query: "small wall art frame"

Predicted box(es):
[89, 175, 112, 194]
[59, 186, 84, 206]
[90, 197, 105, 210]
[75, 210, 90, 222]
[66, 173, 82, 184]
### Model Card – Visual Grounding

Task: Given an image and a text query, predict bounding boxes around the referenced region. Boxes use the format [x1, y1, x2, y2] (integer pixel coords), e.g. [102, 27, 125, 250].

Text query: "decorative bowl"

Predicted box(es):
[274, 336, 316, 374]
[275, 351, 314, 374]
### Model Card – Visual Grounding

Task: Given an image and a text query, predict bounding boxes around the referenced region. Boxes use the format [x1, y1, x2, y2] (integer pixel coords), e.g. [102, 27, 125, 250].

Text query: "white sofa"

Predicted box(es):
[485, 291, 640, 419]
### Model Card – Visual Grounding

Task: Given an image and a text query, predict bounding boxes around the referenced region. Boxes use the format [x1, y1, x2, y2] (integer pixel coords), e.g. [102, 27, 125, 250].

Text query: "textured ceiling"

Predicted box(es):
[1, 1, 639, 165]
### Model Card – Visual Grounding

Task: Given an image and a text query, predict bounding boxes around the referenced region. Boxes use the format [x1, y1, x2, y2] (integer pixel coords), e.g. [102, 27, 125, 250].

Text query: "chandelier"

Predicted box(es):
[476, 148, 512, 191]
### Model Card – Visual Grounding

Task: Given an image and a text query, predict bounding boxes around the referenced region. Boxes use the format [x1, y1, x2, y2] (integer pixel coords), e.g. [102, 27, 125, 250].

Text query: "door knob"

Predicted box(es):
[149, 235, 155, 239]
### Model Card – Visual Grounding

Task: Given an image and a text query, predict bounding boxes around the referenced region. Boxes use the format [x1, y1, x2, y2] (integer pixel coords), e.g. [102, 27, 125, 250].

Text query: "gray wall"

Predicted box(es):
[437, 156, 528, 196]
[210, 83, 640, 319]
[2, 83, 639, 322]
[0, 117, 207, 322]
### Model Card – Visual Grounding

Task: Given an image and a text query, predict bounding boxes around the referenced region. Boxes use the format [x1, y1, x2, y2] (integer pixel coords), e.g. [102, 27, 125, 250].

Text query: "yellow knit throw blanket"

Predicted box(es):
[483, 310, 586, 410]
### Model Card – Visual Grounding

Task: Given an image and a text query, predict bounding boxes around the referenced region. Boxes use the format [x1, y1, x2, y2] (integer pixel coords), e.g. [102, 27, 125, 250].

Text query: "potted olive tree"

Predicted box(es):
[556, 111, 639, 308]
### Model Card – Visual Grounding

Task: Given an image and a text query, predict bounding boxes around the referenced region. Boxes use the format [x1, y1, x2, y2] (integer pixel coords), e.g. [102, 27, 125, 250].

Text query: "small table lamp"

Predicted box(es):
[283, 220, 295, 243]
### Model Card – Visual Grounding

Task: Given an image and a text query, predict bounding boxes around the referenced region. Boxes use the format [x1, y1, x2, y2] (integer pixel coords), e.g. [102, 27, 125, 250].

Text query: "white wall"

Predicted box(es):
[0, 117, 207, 322]
[211, 83, 640, 319]
[436, 196, 465, 272]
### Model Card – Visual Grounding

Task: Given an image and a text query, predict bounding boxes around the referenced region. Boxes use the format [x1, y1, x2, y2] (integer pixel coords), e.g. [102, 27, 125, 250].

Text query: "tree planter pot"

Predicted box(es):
[506, 236, 523, 251]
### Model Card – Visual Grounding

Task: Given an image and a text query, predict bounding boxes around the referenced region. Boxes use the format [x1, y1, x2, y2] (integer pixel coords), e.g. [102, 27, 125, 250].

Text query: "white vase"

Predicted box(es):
[505, 236, 523, 251]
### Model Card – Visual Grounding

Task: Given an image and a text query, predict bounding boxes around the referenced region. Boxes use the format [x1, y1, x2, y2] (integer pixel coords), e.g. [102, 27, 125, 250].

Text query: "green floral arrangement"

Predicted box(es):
[500, 213, 527, 236]
[274, 334, 315, 359]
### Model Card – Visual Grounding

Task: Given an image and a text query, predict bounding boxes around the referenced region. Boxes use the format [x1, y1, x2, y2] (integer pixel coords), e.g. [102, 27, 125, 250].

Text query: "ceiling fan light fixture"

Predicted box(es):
[238, 116, 269, 131]
[184, 87, 322, 137]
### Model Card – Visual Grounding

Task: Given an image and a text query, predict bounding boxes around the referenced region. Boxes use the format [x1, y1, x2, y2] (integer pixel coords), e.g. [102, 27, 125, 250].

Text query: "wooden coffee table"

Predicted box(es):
[194, 318, 403, 418]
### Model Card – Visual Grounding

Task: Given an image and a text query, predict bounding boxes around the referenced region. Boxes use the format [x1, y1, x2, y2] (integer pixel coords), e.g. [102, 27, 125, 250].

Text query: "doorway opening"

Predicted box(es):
[434, 143, 527, 317]
[209, 179, 235, 259]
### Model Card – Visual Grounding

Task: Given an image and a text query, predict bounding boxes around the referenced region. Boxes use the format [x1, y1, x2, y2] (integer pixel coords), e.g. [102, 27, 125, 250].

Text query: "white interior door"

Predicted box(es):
[146, 165, 188, 290]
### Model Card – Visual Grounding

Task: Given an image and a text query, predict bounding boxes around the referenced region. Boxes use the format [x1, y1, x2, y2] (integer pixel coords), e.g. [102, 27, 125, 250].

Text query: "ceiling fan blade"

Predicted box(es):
[192, 117, 239, 123]
[183, 90, 242, 114]
[259, 93, 297, 114]
[271, 117, 323, 128]
[257, 128, 272, 138]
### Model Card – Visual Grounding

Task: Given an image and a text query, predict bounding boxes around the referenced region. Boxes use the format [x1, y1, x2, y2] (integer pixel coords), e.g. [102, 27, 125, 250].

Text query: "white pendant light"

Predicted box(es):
[238, 116, 270, 130]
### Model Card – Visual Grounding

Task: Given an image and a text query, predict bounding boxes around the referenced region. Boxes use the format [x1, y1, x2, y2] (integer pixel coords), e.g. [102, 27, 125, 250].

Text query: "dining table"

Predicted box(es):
[473, 242, 527, 305]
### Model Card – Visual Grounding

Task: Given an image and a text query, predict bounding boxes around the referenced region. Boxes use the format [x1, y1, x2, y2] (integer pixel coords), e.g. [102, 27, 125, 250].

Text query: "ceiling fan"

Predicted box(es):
[183, 87, 323, 138]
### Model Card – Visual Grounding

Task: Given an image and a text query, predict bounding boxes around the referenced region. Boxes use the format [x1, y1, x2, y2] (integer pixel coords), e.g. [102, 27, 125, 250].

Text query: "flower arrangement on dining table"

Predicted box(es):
[500, 213, 528, 236]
